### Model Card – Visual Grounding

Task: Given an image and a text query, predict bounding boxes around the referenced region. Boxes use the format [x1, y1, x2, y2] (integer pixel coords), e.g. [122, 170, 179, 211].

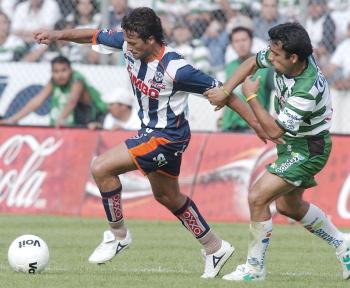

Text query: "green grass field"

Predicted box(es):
[0, 214, 348, 288]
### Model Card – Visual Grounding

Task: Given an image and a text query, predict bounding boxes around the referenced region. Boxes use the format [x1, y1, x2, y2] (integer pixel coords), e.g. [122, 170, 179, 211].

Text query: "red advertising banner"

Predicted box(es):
[1, 126, 350, 227]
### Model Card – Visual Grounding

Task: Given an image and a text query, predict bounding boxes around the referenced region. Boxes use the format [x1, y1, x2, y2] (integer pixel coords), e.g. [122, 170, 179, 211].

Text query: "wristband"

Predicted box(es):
[246, 94, 257, 102]
[219, 86, 231, 97]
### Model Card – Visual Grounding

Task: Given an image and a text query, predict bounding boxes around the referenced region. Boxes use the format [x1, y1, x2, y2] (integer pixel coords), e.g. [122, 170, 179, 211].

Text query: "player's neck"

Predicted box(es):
[286, 60, 308, 78]
[145, 43, 164, 63]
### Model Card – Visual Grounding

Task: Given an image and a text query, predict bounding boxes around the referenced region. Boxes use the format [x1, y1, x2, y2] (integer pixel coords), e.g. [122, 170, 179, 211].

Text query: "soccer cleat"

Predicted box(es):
[336, 234, 350, 280]
[223, 263, 266, 281]
[201, 240, 235, 279]
[88, 230, 132, 264]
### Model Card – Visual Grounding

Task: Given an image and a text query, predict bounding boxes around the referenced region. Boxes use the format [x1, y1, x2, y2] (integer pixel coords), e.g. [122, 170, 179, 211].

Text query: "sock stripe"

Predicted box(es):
[100, 185, 122, 198]
[174, 197, 190, 215]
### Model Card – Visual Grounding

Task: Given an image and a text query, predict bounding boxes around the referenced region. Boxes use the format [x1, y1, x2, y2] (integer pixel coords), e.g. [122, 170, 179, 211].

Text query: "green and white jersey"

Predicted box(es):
[256, 48, 332, 137]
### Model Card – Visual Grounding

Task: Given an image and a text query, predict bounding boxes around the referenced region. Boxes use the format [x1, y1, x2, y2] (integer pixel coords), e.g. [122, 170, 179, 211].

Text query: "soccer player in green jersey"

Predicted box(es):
[205, 22, 350, 281]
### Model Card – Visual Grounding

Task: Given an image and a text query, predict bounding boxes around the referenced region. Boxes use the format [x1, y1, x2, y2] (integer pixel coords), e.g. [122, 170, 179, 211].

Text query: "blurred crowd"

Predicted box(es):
[1, 0, 350, 132]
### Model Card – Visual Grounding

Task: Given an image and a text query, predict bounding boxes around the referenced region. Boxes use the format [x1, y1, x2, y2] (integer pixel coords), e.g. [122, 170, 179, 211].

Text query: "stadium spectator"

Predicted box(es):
[11, 0, 61, 45]
[325, 22, 350, 134]
[325, 22, 350, 91]
[221, 26, 273, 132]
[253, 0, 287, 42]
[101, 88, 140, 130]
[109, 0, 132, 29]
[225, 14, 266, 63]
[0, 56, 107, 127]
[201, 10, 229, 72]
[33, 7, 270, 278]
[0, 11, 26, 61]
[66, 0, 101, 28]
[171, 24, 211, 73]
[305, 0, 336, 67]
[206, 22, 350, 281]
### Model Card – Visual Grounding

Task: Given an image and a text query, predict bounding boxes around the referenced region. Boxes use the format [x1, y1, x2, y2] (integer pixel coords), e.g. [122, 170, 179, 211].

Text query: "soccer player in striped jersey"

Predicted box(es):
[206, 22, 350, 281]
[33, 7, 270, 278]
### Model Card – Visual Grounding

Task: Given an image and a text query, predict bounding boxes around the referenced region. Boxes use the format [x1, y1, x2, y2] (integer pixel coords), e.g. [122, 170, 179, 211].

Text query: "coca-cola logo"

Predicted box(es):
[337, 174, 350, 219]
[0, 135, 62, 208]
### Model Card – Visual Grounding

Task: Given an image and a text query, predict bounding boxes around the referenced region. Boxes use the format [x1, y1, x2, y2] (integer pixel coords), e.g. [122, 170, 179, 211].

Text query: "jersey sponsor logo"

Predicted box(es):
[148, 79, 166, 90]
[127, 66, 161, 99]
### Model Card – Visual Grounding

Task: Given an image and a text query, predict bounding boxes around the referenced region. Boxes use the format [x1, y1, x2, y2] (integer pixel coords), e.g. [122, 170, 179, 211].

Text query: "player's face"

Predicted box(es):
[124, 31, 152, 60]
[231, 31, 252, 59]
[51, 63, 72, 86]
[268, 41, 294, 75]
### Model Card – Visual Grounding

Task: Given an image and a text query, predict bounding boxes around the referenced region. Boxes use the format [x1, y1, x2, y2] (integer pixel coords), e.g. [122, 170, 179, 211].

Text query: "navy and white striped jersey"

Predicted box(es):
[92, 29, 219, 130]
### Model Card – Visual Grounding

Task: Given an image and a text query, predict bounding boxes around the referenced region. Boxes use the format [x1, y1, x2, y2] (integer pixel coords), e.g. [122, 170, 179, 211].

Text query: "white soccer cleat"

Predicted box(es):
[223, 263, 266, 281]
[336, 233, 350, 280]
[201, 240, 235, 279]
[88, 230, 132, 264]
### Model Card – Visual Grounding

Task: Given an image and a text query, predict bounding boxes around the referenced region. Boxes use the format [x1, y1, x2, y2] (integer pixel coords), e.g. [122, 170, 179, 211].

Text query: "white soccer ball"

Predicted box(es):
[8, 234, 49, 273]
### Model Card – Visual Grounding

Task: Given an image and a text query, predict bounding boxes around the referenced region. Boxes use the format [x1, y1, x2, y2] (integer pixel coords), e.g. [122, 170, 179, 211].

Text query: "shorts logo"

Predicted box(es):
[174, 144, 187, 156]
[153, 153, 167, 167]
[275, 152, 305, 173]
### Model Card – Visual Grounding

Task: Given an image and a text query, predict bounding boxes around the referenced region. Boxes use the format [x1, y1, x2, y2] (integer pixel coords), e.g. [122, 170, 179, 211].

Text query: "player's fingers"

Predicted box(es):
[214, 105, 224, 111]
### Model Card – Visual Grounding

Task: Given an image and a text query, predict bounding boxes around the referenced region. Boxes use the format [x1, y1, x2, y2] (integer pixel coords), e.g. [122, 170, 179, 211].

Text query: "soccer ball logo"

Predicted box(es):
[8, 235, 49, 273]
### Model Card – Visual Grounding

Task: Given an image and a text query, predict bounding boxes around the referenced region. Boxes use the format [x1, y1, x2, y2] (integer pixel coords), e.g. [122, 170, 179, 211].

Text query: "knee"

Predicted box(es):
[248, 186, 268, 208]
[91, 156, 107, 179]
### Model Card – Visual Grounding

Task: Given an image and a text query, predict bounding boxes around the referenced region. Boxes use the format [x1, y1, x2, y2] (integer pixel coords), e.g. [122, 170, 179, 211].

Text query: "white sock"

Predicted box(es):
[247, 219, 272, 270]
[300, 204, 346, 251]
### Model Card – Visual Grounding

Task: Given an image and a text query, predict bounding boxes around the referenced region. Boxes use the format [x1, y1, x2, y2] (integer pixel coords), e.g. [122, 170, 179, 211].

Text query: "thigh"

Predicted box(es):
[251, 171, 297, 204]
[95, 142, 137, 176]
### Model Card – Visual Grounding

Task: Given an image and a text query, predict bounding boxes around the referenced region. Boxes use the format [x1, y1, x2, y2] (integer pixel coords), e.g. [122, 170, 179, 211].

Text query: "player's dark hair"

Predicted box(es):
[121, 7, 165, 44]
[230, 26, 253, 41]
[268, 22, 313, 62]
[51, 55, 71, 67]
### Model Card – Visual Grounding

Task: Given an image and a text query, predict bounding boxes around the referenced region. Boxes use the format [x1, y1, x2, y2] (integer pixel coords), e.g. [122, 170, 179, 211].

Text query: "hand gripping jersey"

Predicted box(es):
[92, 29, 219, 131]
[256, 47, 333, 137]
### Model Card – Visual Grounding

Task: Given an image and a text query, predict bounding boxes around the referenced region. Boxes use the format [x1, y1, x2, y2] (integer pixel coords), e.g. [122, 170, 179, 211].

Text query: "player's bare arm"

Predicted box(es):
[242, 76, 284, 140]
[204, 56, 258, 108]
[34, 28, 98, 45]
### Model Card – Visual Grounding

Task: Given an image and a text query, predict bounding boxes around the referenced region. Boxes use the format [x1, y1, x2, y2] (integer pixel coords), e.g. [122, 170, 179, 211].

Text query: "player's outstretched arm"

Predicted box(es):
[34, 28, 98, 45]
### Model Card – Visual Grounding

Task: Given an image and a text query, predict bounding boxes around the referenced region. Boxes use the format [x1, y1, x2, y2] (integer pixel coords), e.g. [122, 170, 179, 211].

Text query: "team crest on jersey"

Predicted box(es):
[154, 71, 164, 82]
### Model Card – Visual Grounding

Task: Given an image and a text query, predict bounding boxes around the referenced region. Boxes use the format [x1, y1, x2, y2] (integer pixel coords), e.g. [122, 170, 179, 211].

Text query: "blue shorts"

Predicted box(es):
[125, 126, 191, 178]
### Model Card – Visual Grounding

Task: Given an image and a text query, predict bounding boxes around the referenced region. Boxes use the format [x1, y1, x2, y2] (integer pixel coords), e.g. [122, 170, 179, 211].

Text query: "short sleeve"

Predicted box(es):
[92, 29, 124, 54]
[256, 47, 273, 69]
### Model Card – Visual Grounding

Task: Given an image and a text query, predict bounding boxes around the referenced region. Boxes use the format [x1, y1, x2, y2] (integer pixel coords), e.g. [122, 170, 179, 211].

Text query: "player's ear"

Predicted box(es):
[290, 53, 299, 64]
[146, 36, 156, 45]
